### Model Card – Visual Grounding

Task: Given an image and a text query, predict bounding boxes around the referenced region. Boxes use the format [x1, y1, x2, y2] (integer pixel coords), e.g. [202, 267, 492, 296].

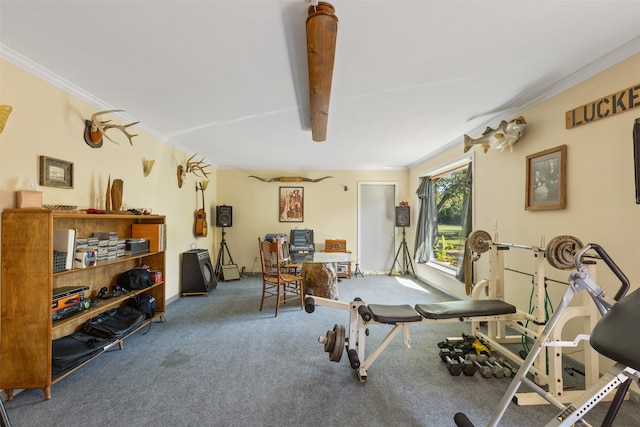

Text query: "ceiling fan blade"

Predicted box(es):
[306, 2, 338, 142]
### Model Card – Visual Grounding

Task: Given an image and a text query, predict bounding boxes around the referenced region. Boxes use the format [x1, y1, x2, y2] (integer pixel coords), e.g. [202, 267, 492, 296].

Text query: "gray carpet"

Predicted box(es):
[3, 275, 639, 426]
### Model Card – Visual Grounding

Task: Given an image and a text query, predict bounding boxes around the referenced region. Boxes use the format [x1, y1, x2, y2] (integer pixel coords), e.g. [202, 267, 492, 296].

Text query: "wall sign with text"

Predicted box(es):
[566, 83, 640, 129]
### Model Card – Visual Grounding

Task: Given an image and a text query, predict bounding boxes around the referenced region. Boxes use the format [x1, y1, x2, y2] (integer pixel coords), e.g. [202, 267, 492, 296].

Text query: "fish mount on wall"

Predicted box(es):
[463, 116, 527, 154]
[248, 175, 333, 183]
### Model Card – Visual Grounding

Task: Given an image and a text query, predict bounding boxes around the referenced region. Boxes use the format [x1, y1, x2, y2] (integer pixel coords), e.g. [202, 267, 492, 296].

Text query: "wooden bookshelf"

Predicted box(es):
[0, 210, 166, 400]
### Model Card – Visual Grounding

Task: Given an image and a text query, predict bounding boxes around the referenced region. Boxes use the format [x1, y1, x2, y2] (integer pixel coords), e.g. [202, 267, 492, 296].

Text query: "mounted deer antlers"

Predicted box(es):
[177, 153, 212, 188]
[84, 109, 139, 147]
[185, 153, 212, 178]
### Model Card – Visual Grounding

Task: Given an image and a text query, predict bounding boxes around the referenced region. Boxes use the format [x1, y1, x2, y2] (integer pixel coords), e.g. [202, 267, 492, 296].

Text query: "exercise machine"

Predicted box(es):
[454, 242, 638, 427]
[306, 231, 601, 407]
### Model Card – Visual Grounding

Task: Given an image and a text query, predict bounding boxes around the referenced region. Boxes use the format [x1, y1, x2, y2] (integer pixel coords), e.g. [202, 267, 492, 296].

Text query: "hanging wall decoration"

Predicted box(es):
[525, 145, 567, 211]
[249, 175, 332, 183]
[177, 154, 211, 188]
[565, 83, 640, 129]
[279, 187, 304, 222]
[84, 109, 139, 147]
[39, 156, 74, 189]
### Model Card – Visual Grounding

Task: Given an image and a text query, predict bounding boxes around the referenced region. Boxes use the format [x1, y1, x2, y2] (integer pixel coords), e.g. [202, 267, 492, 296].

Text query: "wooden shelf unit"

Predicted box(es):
[0, 209, 166, 400]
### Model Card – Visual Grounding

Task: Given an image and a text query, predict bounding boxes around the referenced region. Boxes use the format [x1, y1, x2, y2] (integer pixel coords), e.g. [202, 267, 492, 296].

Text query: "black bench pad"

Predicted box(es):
[368, 304, 422, 324]
[590, 288, 640, 371]
[415, 300, 516, 320]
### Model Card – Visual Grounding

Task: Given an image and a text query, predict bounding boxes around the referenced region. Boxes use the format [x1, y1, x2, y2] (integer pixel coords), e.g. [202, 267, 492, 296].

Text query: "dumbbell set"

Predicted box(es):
[437, 341, 518, 378]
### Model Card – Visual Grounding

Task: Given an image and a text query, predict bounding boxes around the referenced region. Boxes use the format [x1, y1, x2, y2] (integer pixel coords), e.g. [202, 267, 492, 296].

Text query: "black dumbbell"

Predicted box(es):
[456, 356, 476, 376]
[439, 347, 464, 361]
[439, 348, 463, 376]
[465, 354, 492, 378]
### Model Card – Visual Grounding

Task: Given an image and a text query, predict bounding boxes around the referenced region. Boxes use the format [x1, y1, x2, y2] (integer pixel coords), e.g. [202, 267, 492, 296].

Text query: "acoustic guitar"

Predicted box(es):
[195, 184, 208, 237]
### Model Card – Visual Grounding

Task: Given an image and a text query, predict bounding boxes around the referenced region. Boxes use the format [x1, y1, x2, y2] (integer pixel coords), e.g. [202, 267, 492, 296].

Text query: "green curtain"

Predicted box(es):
[414, 177, 438, 263]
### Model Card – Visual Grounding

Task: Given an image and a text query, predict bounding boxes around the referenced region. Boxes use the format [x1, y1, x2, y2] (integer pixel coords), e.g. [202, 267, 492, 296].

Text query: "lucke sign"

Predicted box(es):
[566, 83, 640, 129]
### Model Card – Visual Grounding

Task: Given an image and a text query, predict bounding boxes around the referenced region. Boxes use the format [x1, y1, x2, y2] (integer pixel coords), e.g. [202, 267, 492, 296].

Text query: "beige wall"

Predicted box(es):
[410, 52, 640, 304]
[215, 168, 409, 274]
[0, 59, 218, 301]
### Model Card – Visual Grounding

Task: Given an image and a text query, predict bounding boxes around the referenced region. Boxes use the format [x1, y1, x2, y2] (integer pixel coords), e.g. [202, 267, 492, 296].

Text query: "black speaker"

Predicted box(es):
[216, 205, 232, 227]
[181, 249, 217, 295]
[395, 206, 410, 227]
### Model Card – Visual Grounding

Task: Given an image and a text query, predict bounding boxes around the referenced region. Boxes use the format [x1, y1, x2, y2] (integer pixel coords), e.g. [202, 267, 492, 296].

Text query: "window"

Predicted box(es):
[415, 159, 472, 281]
[431, 166, 471, 271]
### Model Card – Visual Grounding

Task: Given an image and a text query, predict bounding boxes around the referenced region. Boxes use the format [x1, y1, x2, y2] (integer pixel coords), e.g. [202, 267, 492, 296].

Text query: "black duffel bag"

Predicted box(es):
[117, 268, 154, 290]
[83, 306, 145, 339]
[128, 293, 157, 319]
[52, 332, 115, 377]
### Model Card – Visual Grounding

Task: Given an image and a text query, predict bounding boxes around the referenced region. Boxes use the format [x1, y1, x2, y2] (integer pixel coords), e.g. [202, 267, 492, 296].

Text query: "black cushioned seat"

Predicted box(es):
[368, 304, 423, 324]
[590, 288, 640, 371]
[415, 299, 516, 320]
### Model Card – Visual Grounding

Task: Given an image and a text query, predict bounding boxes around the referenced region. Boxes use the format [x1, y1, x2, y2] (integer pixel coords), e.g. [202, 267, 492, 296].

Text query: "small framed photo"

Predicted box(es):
[279, 186, 303, 222]
[526, 145, 566, 210]
[39, 156, 74, 189]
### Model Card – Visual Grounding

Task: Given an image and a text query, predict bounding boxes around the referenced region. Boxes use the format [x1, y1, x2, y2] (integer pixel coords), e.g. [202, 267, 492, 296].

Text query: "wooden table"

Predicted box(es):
[290, 252, 351, 300]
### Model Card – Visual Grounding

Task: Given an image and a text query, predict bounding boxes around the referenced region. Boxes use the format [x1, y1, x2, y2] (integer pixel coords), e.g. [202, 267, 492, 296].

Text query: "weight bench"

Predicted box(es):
[307, 295, 526, 383]
[366, 299, 517, 323]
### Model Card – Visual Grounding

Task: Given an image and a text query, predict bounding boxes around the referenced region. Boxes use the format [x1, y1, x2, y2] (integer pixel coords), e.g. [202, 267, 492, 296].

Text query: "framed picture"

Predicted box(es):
[279, 186, 303, 222]
[39, 156, 74, 188]
[525, 145, 566, 210]
[634, 118, 639, 204]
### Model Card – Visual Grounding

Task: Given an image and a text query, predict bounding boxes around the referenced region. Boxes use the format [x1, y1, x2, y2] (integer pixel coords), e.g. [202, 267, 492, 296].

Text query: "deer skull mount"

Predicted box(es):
[84, 109, 139, 148]
[177, 154, 212, 188]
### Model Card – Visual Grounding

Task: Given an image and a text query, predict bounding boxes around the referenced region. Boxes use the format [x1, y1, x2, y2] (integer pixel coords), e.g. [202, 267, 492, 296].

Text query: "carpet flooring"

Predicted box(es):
[2, 274, 638, 426]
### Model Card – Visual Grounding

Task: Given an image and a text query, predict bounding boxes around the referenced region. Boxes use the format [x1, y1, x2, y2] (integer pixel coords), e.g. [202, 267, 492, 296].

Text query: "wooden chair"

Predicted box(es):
[275, 236, 302, 275]
[258, 238, 304, 317]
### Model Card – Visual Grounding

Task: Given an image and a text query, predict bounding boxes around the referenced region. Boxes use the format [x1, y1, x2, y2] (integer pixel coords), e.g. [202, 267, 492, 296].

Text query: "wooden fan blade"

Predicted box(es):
[306, 2, 338, 142]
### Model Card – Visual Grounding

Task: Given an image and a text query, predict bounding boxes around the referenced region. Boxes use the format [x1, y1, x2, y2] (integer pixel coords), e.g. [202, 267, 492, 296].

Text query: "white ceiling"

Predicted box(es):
[1, 0, 640, 170]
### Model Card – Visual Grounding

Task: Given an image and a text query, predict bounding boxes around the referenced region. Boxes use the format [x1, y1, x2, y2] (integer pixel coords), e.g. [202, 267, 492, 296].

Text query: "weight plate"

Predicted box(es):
[329, 324, 345, 363]
[546, 235, 583, 270]
[467, 230, 491, 254]
[323, 328, 336, 353]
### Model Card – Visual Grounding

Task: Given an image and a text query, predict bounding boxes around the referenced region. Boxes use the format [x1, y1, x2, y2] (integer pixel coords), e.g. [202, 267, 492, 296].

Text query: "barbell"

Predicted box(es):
[466, 229, 583, 270]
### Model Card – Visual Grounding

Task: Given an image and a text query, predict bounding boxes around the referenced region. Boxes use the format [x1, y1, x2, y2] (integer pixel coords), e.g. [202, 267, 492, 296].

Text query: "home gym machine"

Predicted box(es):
[305, 231, 602, 407]
[455, 241, 639, 427]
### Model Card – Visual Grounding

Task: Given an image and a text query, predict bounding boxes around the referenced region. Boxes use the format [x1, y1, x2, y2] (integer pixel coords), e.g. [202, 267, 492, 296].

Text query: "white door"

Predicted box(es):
[358, 183, 396, 274]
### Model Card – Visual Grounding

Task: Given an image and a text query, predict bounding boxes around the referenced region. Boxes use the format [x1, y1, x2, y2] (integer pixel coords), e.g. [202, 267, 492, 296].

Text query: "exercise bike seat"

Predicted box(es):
[415, 299, 516, 320]
[590, 288, 640, 371]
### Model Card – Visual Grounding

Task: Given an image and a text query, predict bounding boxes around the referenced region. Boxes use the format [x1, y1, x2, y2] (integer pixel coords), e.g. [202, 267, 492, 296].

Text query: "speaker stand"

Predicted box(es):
[353, 262, 364, 277]
[388, 226, 415, 278]
[215, 227, 235, 280]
